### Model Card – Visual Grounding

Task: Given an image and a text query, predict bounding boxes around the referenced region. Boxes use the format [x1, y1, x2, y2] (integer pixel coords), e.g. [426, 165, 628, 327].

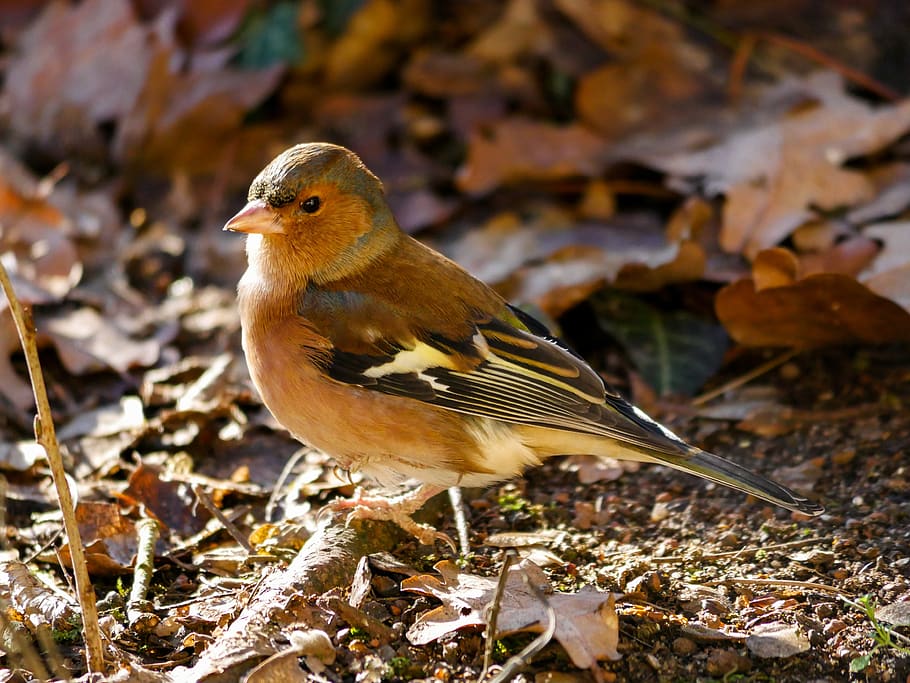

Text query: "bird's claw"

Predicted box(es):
[319, 486, 456, 551]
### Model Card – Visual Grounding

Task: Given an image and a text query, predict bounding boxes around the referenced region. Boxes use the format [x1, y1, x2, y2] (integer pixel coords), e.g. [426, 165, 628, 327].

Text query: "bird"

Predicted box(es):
[225, 142, 823, 546]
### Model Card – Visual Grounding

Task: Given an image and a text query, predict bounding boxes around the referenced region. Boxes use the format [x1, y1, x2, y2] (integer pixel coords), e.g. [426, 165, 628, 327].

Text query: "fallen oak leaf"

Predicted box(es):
[637, 72, 910, 259]
[402, 559, 620, 668]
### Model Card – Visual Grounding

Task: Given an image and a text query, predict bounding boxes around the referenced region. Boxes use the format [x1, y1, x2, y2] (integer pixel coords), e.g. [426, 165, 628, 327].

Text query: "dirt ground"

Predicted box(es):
[359, 344, 910, 682]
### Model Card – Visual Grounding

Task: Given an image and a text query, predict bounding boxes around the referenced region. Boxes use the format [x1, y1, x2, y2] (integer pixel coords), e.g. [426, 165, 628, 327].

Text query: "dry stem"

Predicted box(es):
[0, 261, 105, 673]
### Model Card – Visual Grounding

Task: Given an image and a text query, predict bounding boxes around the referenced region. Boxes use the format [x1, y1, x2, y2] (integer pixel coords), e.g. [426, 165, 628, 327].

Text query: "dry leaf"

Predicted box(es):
[716, 251, 910, 347]
[53, 502, 140, 575]
[439, 210, 684, 315]
[121, 462, 210, 535]
[3, 0, 152, 156]
[39, 307, 160, 375]
[324, 0, 429, 89]
[403, 559, 620, 668]
[0, 560, 80, 630]
[115, 42, 284, 175]
[456, 119, 610, 195]
[467, 0, 551, 65]
[745, 623, 811, 658]
[641, 72, 910, 258]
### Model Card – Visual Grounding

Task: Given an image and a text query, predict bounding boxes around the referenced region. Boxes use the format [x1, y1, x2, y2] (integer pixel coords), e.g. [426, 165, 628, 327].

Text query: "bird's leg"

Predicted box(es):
[447, 486, 470, 557]
[324, 483, 455, 550]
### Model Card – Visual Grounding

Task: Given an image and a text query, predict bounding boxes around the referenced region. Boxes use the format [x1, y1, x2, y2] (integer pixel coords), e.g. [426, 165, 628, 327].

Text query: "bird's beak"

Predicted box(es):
[223, 199, 285, 234]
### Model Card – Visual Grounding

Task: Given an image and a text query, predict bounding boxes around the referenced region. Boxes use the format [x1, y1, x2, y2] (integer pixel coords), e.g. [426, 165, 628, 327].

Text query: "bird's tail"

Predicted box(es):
[655, 448, 824, 516]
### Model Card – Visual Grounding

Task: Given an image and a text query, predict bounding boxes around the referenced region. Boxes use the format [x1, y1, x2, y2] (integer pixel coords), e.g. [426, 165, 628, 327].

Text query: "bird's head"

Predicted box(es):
[225, 143, 399, 284]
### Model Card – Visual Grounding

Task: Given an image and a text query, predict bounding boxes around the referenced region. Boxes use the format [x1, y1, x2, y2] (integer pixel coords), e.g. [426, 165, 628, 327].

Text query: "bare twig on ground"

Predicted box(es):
[730, 31, 902, 102]
[488, 567, 560, 683]
[127, 516, 161, 632]
[192, 483, 255, 554]
[482, 549, 517, 679]
[692, 350, 798, 407]
[0, 260, 105, 673]
[652, 536, 833, 563]
[704, 577, 847, 596]
[179, 517, 406, 683]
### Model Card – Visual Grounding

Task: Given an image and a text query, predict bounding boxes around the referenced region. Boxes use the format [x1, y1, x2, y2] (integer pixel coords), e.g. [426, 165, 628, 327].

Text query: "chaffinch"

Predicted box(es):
[225, 142, 823, 545]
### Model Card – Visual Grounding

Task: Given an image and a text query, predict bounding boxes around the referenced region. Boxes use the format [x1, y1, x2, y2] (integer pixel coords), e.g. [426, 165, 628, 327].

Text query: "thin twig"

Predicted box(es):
[703, 577, 847, 596]
[489, 569, 558, 683]
[0, 260, 105, 673]
[482, 550, 517, 679]
[192, 483, 255, 554]
[651, 536, 833, 563]
[742, 32, 902, 102]
[264, 447, 309, 522]
[126, 516, 161, 632]
[692, 349, 798, 407]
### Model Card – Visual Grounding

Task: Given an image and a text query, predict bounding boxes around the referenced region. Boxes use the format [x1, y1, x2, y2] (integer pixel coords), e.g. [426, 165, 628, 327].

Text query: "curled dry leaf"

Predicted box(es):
[121, 462, 211, 536]
[440, 209, 693, 317]
[57, 395, 147, 474]
[0, 151, 85, 409]
[0, 560, 80, 631]
[403, 559, 620, 668]
[53, 501, 139, 575]
[716, 248, 910, 347]
[860, 221, 910, 311]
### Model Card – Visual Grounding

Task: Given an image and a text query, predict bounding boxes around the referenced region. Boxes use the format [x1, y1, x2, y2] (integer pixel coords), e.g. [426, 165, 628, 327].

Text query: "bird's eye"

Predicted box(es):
[301, 196, 321, 214]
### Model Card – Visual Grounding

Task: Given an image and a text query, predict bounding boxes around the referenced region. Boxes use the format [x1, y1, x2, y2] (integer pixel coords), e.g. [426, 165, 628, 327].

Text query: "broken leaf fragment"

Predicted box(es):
[402, 559, 620, 668]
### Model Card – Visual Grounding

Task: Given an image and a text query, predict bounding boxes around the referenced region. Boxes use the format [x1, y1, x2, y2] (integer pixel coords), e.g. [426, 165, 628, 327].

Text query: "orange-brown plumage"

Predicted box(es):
[226, 142, 822, 543]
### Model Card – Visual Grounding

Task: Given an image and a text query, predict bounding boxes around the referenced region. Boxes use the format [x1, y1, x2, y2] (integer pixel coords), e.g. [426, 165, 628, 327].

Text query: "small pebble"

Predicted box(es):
[832, 448, 856, 465]
[824, 620, 848, 636]
[718, 531, 740, 549]
[535, 672, 586, 683]
[779, 362, 800, 380]
[706, 649, 751, 676]
[815, 603, 835, 619]
[672, 637, 697, 655]
[650, 501, 670, 523]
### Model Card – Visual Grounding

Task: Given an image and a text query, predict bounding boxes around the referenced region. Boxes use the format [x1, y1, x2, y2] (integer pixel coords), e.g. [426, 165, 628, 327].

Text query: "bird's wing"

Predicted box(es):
[304, 289, 824, 516]
[314, 293, 691, 458]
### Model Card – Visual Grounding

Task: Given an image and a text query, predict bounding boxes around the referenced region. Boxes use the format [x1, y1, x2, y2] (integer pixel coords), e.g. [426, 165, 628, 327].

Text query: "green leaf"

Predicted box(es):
[849, 653, 872, 672]
[238, 2, 303, 69]
[592, 291, 729, 396]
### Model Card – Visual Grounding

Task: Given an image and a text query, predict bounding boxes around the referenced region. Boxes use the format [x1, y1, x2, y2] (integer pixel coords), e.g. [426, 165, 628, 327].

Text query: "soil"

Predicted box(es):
[307, 345, 910, 682]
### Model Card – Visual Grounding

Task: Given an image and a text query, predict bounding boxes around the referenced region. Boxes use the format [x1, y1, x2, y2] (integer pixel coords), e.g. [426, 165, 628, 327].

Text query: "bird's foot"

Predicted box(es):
[322, 484, 456, 551]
